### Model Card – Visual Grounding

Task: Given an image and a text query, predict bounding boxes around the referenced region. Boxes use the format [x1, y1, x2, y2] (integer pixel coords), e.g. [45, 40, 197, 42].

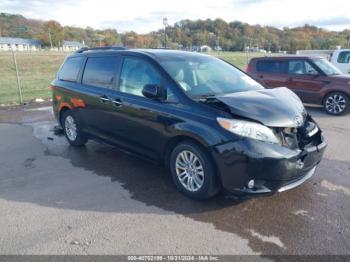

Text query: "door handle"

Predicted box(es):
[259, 75, 264, 79]
[287, 77, 293, 82]
[112, 98, 123, 107]
[100, 95, 110, 103]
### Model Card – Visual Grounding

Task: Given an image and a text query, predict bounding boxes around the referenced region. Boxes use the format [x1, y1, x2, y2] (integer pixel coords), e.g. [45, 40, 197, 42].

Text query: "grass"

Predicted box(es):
[0, 51, 267, 105]
[209, 51, 266, 69]
[0, 52, 67, 104]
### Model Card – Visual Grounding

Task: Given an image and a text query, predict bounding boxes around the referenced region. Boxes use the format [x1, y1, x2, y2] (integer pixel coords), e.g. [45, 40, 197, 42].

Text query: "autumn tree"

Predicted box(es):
[40, 20, 64, 47]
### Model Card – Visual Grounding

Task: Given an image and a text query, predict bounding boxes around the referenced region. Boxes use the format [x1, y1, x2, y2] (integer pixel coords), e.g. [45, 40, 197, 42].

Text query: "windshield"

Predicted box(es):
[313, 58, 342, 75]
[159, 54, 264, 98]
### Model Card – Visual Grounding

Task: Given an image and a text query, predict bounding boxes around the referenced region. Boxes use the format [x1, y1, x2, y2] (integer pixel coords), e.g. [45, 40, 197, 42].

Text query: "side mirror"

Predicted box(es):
[307, 71, 319, 77]
[142, 84, 162, 99]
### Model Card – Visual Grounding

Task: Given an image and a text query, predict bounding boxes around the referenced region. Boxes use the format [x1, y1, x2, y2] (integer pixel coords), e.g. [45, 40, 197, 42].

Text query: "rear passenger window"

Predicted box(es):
[256, 61, 286, 74]
[82, 57, 119, 89]
[59, 57, 85, 82]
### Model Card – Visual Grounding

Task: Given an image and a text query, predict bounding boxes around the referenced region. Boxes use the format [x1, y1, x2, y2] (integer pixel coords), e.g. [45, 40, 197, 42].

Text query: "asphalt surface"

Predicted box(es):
[0, 103, 349, 255]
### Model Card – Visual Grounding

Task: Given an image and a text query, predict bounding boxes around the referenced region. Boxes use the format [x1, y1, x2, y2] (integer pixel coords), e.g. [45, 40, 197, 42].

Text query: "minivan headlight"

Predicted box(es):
[217, 117, 280, 144]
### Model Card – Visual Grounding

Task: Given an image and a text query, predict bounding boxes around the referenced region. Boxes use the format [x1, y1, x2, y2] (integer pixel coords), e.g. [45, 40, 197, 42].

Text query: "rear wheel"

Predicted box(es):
[169, 141, 220, 200]
[323, 92, 349, 115]
[62, 110, 88, 146]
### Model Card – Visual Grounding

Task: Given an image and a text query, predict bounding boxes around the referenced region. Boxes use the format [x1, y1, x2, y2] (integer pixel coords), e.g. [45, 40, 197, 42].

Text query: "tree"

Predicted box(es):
[40, 20, 64, 47]
[1, 12, 349, 52]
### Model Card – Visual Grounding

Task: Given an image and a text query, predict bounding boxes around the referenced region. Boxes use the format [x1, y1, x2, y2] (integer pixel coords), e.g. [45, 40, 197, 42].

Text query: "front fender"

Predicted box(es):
[169, 120, 230, 147]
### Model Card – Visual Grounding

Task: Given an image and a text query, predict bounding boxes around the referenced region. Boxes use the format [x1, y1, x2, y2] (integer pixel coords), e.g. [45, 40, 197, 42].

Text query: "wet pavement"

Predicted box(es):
[0, 104, 349, 255]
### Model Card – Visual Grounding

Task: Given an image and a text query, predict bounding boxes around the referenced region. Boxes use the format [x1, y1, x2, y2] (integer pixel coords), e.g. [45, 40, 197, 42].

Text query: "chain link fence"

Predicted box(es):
[0, 51, 67, 105]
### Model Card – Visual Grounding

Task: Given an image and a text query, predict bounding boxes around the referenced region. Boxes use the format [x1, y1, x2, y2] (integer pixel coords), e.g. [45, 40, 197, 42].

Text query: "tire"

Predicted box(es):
[169, 141, 221, 200]
[61, 110, 88, 146]
[323, 92, 350, 115]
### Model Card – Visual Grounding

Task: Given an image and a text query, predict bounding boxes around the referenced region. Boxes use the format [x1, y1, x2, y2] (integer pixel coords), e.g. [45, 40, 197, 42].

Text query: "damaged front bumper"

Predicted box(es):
[211, 129, 327, 195]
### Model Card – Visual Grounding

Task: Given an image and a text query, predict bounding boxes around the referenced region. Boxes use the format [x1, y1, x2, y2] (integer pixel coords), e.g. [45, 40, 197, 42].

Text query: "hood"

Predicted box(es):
[216, 87, 306, 127]
[328, 74, 350, 83]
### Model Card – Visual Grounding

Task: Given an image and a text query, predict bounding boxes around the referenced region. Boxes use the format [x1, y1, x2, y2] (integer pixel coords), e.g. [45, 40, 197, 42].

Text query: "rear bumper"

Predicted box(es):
[211, 134, 326, 195]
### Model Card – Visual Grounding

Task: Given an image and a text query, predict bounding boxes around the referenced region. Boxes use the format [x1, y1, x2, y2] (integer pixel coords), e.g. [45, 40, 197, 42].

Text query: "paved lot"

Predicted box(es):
[0, 104, 349, 255]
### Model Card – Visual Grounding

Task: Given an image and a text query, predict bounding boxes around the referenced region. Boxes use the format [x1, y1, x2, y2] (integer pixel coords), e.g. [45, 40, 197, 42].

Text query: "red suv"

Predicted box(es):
[247, 56, 350, 115]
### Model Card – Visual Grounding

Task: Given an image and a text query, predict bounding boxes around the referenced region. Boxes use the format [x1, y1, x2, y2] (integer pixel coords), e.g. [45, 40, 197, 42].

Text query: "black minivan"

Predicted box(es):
[51, 47, 326, 199]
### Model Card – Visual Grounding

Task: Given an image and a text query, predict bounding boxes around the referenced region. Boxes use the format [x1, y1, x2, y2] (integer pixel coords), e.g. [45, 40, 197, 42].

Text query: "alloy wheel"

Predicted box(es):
[64, 115, 78, 141]
[175, 150, 204, 192]
[325, 94, 347, 114]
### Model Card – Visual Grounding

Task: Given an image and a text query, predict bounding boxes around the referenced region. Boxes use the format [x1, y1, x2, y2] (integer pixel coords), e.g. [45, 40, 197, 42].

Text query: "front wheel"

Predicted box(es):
[323, 92, 349, 115]
[169, 141, 220, 200]
[62, 110, 88, 146]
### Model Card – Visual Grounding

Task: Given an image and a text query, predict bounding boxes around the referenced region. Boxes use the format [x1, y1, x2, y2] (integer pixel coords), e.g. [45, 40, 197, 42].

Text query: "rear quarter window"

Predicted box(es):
[59, 56, 85, 82]
[256, 60, 287, 74]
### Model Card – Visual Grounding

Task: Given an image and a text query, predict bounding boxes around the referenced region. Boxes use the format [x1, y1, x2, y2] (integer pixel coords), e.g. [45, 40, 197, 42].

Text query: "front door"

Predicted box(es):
[106, 56, 177, 160]
[285, 59, 326, 104]
[333, 50, 350, 74]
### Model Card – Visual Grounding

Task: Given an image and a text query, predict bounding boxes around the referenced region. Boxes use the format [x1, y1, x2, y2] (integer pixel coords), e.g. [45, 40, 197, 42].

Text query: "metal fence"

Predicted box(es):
[0, 51, 67, 105]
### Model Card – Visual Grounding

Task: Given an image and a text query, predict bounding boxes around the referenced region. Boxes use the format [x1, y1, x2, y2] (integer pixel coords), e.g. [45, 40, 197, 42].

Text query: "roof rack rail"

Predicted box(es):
[75, 46, 127, 53]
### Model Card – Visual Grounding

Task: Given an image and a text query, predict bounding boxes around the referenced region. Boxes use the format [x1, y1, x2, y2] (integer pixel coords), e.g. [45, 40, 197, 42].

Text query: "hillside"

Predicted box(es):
[1, 12, 349, 52]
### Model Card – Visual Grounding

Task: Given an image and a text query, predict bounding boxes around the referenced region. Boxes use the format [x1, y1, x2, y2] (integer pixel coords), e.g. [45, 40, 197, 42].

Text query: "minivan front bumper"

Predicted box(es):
[211, 134, 326, 195]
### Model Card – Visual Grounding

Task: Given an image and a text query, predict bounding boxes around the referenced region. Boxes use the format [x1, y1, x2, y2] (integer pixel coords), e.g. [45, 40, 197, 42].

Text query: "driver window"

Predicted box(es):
[305, 61, 318, 75]
[288, 60, 318, 75]
[119, 57, 160, 97]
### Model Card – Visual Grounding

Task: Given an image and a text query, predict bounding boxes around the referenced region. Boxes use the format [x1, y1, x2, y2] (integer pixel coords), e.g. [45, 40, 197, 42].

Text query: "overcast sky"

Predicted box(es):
[1, 0, 350, 33]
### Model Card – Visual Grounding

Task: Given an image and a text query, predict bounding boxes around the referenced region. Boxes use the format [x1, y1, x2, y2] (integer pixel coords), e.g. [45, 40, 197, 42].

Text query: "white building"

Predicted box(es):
[62, 41, 85, 52]
[0, 37, 42, 51]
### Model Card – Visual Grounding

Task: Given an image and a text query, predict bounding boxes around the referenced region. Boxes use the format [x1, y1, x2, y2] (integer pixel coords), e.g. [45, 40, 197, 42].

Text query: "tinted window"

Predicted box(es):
[120, 57, 160, 97]
[288, 60, 318, 75]
[82, 57, 119, 89]
[59, 57, 85, 82]
[256, 61, 286, 74]
[337, 51, 350, 63]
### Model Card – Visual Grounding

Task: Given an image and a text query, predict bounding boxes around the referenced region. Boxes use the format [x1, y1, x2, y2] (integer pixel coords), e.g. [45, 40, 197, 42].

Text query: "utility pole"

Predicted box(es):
[163, 17, 168, 48]
[48, 28, 53, 49]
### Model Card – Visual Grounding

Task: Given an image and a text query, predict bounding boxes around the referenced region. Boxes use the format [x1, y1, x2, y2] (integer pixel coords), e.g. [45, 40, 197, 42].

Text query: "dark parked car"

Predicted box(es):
[51, 47, 326, 199]
[246, 56, 350, 115]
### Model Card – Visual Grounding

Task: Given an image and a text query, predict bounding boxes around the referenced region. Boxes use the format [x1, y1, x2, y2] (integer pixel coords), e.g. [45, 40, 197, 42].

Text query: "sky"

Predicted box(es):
[1, 0, 350, 33]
